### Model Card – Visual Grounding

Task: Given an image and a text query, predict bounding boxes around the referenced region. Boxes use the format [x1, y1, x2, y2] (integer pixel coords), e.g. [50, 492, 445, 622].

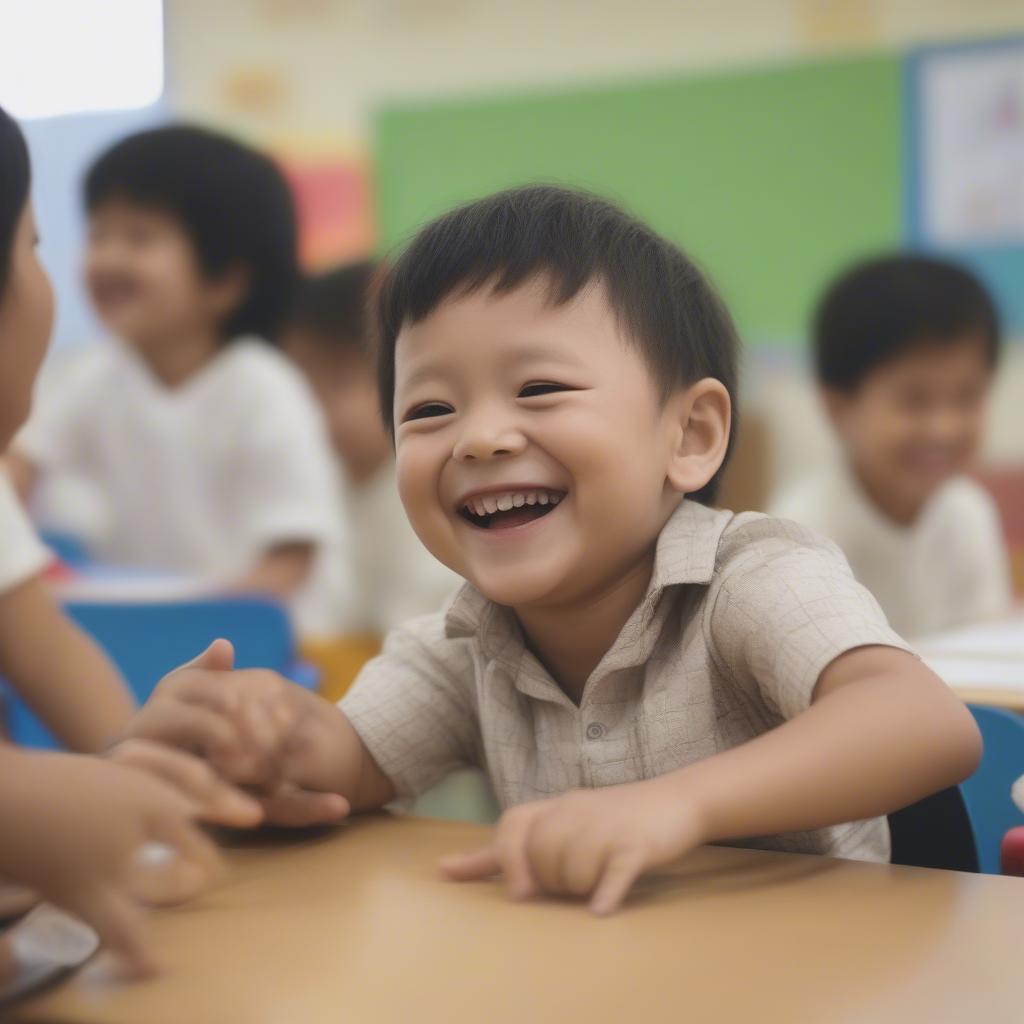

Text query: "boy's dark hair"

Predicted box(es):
[0, 105, 31, 297]
[85, 124, 298, 342]
[814, 254, 1001, 392]
[289, 261, 378, 354]
[375, 185, 739, 505]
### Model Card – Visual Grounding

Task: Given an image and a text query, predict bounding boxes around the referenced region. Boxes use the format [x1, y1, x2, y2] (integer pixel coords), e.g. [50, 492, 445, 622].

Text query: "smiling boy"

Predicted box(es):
[128, 186, 981, 912]
[771, 255, 1011, 639]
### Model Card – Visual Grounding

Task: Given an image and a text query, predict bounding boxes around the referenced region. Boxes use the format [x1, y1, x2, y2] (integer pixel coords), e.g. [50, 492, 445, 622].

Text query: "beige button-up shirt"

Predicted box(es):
[342, 501, 912, 861]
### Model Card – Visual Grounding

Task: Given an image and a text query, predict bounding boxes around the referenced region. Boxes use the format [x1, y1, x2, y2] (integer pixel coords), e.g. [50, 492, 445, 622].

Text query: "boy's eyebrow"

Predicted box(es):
[398, 341, 582, 392]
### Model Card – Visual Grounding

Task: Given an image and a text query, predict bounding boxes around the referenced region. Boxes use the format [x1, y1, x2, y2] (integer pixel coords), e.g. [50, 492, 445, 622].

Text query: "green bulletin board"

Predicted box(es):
[374, 55, 903, 347]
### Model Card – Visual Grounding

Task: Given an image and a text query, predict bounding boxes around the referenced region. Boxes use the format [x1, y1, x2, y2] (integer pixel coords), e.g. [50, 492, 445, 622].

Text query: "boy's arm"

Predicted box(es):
[0, 575, 136, 751]
[663, 645, 980, 842]
[231, 541, 315, 597]
[123, 642, 395, 822]
[443, 647, 979, 913]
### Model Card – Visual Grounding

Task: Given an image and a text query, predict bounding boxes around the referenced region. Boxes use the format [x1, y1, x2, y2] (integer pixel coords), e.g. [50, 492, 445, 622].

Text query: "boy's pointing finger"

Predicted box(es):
[438, 846, 500, 881]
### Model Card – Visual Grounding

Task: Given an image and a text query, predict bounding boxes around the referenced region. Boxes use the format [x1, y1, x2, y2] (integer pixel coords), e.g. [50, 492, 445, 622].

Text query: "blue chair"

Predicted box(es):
[891, 706, 1024, 875]
[3, 596, 317, 750]
[38, 530, 91, 568]
[961, 705, 1024, 874]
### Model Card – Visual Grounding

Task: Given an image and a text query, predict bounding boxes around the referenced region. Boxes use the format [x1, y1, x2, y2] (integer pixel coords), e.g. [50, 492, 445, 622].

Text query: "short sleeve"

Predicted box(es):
[706, 516, 914, 720]
[233, 361, 342, 552]
[14, 349, 103, 472]
[340, 615, 480, 799]
[0, 469, 51, 593]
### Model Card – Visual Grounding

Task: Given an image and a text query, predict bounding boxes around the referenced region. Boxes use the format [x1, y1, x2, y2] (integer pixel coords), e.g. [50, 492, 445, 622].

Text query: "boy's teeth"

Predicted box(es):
[464, 488, 566, 517]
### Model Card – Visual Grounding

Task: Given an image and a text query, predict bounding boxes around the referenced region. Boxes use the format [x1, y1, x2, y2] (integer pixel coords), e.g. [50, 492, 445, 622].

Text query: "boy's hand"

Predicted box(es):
[439, 778, 705, 915]
[126, 640, 350, 827]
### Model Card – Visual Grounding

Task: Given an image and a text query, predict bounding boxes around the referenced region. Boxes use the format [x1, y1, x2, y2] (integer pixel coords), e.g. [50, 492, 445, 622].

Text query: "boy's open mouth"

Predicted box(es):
[458, 488, 566, 530]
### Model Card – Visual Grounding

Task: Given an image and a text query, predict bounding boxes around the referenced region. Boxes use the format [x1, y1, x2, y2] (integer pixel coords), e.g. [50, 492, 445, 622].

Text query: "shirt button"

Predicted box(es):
[585, 722, 605, 740]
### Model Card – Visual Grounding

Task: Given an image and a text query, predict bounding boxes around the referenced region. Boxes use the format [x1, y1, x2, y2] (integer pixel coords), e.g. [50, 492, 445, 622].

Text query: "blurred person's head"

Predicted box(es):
[374, 184, 737, 609]
[814, 254, 1000, 524]
[0, 105, 54, 448]
[283, 261, 390, 483]
[83, 125, 297, 360]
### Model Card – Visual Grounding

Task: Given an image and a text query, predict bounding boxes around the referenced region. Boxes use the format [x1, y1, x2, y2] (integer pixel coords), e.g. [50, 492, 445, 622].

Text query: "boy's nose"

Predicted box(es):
[453, 421, 525, 462]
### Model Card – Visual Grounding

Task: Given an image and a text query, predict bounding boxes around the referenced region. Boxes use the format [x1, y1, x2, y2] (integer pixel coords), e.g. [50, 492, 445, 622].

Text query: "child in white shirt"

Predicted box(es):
[284, 263, 458, 636]
[7, 125, 342, 625]
[771, 255, 1012, 639]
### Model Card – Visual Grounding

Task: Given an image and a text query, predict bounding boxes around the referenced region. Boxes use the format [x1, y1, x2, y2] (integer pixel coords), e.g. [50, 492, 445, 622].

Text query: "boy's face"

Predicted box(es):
[0, 203, 53, 449]
[85, 200, 236, 349]
[284, 329, 391, 483]
[826, 335, 993, 517]
[393, 280, 685, 610]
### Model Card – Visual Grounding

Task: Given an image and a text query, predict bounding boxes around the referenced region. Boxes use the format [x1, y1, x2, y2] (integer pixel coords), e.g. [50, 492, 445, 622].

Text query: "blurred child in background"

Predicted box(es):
[284, 263, 458, 636]
[0, 105, 263, 977]
[6, 125, 343, 627]
[771, 255, 1012, 639]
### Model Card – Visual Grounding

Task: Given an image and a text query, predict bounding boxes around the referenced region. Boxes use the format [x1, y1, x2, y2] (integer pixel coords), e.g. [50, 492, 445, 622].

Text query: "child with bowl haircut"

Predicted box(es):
[8, 125, 342, 623]
[126, 186, 982, 914]
[771, 255, 1012, 639]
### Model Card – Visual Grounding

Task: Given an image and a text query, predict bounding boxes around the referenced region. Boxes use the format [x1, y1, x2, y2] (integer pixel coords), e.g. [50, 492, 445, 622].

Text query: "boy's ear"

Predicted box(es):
[206, 265, 250, 321]
[665, 378, 731, 495]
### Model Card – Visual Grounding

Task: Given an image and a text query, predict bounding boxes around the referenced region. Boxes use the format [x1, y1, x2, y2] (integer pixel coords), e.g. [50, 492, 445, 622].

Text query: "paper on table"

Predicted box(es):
[925, 656, 1024, 691]
[916, 615, 1024, 659]
[0, 904, 98, 1007]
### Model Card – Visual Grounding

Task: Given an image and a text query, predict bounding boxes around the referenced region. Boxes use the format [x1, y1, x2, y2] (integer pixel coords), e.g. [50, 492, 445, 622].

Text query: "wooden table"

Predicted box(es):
[12, 815, 1024, 1024]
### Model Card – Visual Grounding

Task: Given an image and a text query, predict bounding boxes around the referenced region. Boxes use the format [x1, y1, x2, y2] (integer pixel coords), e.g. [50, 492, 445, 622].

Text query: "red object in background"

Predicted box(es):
[1001, 826, 1024, 876]
[280, 154, 375, 269]
[42, 560, 76, 584]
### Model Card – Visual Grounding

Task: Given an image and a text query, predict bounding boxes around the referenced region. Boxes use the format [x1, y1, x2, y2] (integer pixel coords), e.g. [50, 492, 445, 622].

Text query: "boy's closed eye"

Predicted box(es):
[517, 381, 577, 398]
[403, 401, 455, 422]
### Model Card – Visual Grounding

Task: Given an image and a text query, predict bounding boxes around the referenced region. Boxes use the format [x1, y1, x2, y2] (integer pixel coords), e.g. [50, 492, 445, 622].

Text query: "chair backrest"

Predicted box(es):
[4, 597, 296, 750]
[888, 786, 979, 872]
[960, 704, 1024, 874]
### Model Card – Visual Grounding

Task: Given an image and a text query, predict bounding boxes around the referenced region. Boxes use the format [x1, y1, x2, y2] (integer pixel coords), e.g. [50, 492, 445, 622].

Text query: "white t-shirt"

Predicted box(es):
[15, 340, 345, 627]
[769, 464, 1013, 639]
[298, 461, 459, 638]
[0, 467, 51, 595]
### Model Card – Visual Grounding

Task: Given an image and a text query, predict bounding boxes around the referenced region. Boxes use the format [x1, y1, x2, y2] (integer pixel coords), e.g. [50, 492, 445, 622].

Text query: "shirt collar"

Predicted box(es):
[444, 499, 734, 644]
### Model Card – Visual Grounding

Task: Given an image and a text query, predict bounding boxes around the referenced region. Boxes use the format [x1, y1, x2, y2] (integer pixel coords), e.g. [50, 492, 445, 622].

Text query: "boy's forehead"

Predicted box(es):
[394, 278, 623, 373]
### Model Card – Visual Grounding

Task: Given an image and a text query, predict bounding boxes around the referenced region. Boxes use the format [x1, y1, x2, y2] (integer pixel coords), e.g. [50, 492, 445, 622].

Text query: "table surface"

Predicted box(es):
[12, 814, 1024, 1024]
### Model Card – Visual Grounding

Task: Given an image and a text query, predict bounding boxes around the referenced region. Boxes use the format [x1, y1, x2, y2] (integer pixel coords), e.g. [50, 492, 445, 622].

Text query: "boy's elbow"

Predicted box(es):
[941, 699, 983, 784]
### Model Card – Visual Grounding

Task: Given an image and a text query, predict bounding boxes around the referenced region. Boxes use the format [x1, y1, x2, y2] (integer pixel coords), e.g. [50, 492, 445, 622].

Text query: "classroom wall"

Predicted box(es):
[163, 0, 1024, 144]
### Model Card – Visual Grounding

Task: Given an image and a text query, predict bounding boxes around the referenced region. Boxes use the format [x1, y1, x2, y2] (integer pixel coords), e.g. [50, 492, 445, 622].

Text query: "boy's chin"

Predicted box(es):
[466, 564, 568, 610]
